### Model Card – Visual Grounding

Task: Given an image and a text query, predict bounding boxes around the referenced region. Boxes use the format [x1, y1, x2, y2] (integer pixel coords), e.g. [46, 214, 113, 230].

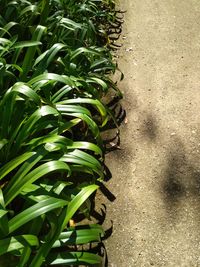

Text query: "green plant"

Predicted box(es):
[0, 0, 122, 266]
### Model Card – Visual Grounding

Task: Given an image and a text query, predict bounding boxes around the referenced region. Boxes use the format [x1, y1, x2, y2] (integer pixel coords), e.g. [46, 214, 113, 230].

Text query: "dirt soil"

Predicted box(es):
[101, 0, 200, 266]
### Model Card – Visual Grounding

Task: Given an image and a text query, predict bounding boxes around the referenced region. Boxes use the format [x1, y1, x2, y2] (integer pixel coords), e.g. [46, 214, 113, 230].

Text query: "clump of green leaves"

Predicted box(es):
[0, 0, 122, 266]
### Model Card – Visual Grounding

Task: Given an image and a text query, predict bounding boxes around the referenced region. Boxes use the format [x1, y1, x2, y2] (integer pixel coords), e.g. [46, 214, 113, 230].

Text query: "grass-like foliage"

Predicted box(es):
[0, 0, 122, 266]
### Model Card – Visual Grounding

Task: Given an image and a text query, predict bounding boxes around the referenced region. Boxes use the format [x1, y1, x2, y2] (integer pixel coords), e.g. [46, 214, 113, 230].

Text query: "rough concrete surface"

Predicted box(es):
[102, 0, 200, 266]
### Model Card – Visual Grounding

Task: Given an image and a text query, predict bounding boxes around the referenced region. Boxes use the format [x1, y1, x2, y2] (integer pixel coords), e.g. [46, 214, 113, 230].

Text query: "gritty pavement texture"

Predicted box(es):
[101, 0, 200, 266]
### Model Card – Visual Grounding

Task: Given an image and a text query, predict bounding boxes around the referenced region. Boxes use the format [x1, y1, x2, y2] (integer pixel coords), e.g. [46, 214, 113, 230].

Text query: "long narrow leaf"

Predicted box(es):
[8, 197, 68, 233]
[0, 235, 39, 256]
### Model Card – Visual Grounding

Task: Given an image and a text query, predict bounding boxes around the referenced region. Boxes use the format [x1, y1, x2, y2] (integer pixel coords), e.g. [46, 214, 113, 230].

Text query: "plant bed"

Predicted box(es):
[0, 0, 123, 266]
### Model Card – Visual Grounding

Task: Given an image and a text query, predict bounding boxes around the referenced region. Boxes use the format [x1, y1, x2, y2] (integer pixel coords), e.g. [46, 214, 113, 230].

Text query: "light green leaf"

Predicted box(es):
[8, 197, 68, 233]
[0, 235, 39, 256]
